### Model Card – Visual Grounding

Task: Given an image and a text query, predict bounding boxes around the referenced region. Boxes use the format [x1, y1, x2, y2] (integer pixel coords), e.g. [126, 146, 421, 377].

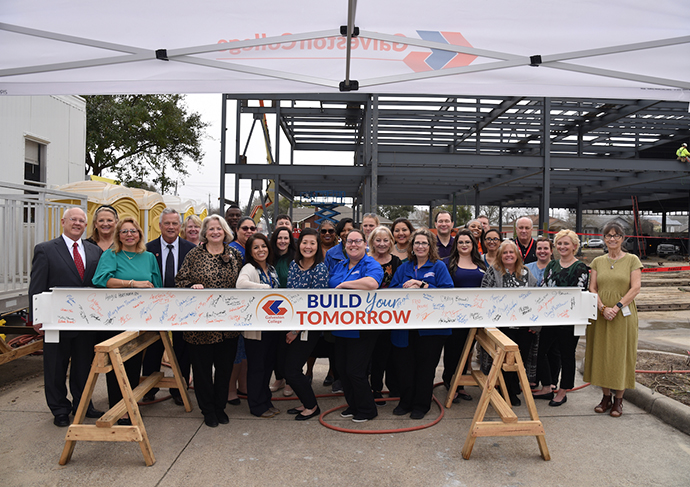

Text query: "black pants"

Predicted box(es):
[442, 327, 471, 388]
[189, 337, 238, 417]
[273, 337, 289, 381]
[244, 332, 280, 416]
[370, 330, 392, 393]
[142, 331, 191, 399]
[395, 333, 446, 414]
[500, 328, 536, 399]
[334, 332, 380, 419]
[43, 330, 95, 416]
[537, 325, 579, 390]
[284, 332, 321, 409]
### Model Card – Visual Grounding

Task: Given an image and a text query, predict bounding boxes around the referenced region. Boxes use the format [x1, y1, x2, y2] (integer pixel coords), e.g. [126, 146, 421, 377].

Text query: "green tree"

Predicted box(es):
[85, 95, 208, 194]
[378, 205, 414, 221]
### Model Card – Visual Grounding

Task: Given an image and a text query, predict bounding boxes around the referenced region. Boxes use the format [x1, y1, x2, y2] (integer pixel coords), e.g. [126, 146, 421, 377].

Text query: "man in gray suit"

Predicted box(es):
[29, 207, 103, 427]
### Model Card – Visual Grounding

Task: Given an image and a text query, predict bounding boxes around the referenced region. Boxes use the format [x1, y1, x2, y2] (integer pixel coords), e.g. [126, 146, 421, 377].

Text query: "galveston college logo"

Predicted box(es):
[216, 30, 476, 74]
[256, 294, 294, 325]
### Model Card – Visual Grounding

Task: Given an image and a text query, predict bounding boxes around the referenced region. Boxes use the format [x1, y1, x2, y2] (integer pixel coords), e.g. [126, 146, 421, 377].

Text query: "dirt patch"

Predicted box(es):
[636, 351, 690, 407]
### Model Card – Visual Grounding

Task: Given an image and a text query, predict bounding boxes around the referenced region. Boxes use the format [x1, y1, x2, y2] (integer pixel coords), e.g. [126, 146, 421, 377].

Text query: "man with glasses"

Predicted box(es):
[143, 208, 196, 405]
[434, 211, 455, 259]
[29, 207, 104, 426]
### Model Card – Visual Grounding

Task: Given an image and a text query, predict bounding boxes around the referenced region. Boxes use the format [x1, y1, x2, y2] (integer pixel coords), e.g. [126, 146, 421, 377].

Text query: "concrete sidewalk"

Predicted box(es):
[1, 356, 689, 487]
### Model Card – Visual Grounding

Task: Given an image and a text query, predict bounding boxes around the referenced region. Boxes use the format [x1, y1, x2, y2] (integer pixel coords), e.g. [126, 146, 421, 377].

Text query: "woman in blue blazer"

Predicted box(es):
[390, 228, 453, 420]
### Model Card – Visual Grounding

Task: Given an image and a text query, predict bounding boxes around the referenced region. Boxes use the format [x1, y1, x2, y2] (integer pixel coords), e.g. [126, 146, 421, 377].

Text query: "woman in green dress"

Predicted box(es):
[92, 216, 162, 424]
[586, 222, 642, 417]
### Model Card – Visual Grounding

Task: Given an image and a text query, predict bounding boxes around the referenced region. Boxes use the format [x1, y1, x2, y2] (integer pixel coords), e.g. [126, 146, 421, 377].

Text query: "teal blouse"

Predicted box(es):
[93, 249, 162, 288]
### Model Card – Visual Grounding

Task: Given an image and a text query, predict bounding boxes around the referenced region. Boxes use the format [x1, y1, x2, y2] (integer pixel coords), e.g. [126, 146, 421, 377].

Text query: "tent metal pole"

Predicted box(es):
[342, 0, 358, 90]
[370, 94, 379, 212]
[542, 97, 551, 237]
[220, 94, 227, 216]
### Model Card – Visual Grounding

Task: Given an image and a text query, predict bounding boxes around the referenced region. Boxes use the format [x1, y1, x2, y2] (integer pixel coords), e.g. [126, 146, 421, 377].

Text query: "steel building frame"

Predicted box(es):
[220, 93, 690, 229]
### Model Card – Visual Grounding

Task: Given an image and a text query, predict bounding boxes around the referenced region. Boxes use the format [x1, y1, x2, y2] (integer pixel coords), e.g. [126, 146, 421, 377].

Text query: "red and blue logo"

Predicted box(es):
[404, 31, 477, 72]
[257, 294, 294, 324]
[262, 299, 287, 316]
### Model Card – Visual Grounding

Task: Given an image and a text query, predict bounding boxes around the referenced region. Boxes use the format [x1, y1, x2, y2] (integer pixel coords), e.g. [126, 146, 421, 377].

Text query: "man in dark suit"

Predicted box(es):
[29, 207, 104, 427]
[142, 208, 196, 405]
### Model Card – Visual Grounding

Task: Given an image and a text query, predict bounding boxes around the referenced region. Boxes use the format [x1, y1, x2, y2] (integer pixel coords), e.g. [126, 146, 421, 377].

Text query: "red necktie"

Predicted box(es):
[73, 242, 85, 281]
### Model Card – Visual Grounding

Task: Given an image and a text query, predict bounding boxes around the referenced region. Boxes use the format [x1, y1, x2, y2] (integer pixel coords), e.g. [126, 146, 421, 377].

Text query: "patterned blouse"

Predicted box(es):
[481, 265, 537, 288]
[542, 260, 590, 290]
[378, 254, 403, 289]
[175, 243, 243, 345]
[287, 260, 329, 289]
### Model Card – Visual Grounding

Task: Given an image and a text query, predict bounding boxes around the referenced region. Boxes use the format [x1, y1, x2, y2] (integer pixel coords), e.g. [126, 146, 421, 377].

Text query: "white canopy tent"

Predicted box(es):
[1, 0, 689, 99]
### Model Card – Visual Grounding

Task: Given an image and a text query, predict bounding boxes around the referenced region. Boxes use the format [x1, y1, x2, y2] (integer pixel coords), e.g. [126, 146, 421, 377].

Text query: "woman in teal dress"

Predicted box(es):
[586, 222, 642, 418]
[93, 217, 161, 424]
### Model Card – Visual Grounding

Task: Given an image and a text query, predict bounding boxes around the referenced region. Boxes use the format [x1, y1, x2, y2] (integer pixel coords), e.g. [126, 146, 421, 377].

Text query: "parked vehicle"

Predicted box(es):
[657, 243, 679, 258]
[585, 238, 604, 248]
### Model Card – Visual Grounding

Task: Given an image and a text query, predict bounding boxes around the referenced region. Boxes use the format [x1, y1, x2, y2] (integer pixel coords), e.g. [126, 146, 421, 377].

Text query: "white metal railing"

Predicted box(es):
[0, 181, 88, 299]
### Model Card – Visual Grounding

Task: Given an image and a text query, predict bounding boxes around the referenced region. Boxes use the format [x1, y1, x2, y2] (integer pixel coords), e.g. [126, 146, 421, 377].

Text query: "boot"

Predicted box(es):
[594, 393, 613, 413]
[610, 397, 623, 417]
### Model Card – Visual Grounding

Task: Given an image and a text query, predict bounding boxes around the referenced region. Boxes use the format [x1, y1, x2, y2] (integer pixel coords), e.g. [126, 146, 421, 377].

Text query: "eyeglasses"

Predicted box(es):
[346, 238, 364, 245]
[240, 226, 257, 232]
[320, 229, 335, 234]
[604, 234, 622, 240]
[119, 229, 138, 235]
[68, 217, 86, 224]
[485, 237, 501, 243]
[413, 241, 430, 247]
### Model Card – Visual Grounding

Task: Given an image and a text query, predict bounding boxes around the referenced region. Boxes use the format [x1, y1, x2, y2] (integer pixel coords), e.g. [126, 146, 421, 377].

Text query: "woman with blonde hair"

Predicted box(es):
[481, 239, 537, 406]
[534, 229, 590, 406]
[87, 205, 119, 252]
[181, 214, 203, 246]
[175, 214, 243, 427]
[93, 216, 161, 424]
[368, 225, 403, 404]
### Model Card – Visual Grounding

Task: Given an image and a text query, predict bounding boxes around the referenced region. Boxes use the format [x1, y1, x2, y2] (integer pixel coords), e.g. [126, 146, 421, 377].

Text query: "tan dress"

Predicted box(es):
[584, 253, 642, 390]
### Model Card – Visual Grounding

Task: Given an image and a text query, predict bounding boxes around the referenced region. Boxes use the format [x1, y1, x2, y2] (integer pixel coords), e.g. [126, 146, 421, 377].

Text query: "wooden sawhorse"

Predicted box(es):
[59, 331, 192, 466]
[445, 327, 550, 461]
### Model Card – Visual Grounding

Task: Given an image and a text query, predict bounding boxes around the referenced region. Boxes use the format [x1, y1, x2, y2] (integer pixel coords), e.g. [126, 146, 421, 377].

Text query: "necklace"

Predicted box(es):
[123, 250, 135, 260]
[394, 243, 407, 253]
[606, 254, 623, 269]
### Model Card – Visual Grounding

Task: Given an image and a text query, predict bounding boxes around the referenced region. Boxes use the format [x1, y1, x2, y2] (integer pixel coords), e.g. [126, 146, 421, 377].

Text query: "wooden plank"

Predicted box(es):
[0, 339, 43, 365]
[0, 337, 13, 354]
[471, 370, 517, 423]
[65, 425, 143, 442]
[158, 331, 192, 412]
[445, 328, 477, 409]
[483, 328, 519, 352]
[96, 372, 163, 427]
[472, 420, 545, 437]
[94, 331, 141, 352]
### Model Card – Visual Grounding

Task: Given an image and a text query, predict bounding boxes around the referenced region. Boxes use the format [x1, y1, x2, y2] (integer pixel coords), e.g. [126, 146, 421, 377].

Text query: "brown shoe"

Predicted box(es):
[610, 398, 623, 417]
[594, 394, 613, 413]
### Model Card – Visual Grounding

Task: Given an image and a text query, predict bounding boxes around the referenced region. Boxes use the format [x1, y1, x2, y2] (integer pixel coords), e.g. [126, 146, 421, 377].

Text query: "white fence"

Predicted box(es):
[0, 181, 87, 311]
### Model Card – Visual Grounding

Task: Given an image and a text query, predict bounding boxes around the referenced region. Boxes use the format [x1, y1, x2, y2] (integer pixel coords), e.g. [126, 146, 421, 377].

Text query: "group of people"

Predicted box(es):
[29, 205, 642, 429]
